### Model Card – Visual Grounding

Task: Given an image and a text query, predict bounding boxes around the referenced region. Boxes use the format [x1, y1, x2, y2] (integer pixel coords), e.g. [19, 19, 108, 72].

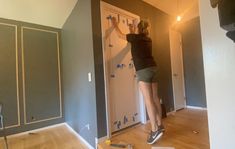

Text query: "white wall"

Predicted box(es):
[199, 0, 235, 148]
[0, 0, 77, 28]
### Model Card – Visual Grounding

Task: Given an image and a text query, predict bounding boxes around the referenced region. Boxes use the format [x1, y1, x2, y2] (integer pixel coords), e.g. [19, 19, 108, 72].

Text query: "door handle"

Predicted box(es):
[173, 73, 178, 77]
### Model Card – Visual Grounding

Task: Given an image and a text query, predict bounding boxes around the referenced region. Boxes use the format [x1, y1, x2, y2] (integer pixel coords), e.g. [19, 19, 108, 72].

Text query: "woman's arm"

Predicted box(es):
[111, 17, 127, 40]
[104, 25, 115, 40]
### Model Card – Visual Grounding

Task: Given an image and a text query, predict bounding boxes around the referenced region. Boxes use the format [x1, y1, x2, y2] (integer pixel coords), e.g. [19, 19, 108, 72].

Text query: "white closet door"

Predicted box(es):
[170, 29, 186, 110]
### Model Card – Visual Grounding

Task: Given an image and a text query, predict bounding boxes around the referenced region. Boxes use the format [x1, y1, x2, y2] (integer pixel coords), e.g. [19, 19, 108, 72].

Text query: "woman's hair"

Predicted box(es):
[137, 20, 149, 35]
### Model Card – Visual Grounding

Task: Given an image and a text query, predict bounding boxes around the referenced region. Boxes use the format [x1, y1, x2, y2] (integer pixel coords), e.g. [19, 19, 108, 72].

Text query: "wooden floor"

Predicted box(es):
[0, 124, 88, 149]
[0, 109, 210, 149]
[99, 109, 210, 149]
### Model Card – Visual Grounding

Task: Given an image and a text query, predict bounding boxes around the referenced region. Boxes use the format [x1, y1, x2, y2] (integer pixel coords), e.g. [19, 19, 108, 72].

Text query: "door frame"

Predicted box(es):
[169, 28, 186, 111]
[100, 1, 147, 139]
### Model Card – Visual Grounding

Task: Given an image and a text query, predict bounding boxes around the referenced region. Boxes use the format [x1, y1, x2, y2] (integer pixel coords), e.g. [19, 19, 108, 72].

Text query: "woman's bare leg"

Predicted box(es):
[152, 82, 162, 126]
[139, 81, 158, 131]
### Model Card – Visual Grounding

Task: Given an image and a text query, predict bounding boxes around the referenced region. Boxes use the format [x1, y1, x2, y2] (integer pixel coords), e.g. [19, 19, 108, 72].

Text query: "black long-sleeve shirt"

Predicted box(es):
[126, 33, 156, 71]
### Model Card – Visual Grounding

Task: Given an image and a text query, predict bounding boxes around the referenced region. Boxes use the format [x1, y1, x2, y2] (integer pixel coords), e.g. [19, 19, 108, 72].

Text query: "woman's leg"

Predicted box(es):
[139, 81, 158, 132]
[151, 82, 162, 126]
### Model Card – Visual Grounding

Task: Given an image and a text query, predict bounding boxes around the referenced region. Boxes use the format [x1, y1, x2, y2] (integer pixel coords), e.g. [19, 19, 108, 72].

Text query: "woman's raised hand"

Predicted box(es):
[111, 17, 118, 27]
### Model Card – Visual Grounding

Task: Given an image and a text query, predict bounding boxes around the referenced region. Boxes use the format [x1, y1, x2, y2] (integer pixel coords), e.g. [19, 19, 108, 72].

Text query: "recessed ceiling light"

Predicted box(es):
[177, 15, 182, 21]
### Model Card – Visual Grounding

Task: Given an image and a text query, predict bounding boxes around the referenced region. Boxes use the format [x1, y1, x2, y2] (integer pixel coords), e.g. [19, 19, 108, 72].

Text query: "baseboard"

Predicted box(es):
[187, 106, 207, 110]
[0, 123, 65, 140]
[64, 123, 94, 149]
[167, 110, 176, 116]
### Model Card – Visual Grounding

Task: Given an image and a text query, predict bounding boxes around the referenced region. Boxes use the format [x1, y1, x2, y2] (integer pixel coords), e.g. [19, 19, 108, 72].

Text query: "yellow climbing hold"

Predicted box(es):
[105, 139, 111, 145]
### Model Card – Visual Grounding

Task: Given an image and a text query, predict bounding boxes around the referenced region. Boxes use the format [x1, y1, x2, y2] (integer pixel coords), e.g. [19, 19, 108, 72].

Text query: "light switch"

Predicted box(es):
[88, 72, 92, 82]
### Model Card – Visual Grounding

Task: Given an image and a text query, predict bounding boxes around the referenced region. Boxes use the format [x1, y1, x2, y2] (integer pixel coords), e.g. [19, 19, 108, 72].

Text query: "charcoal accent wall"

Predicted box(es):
[0, 17, 64, 136]
[91, 0, 107, 138]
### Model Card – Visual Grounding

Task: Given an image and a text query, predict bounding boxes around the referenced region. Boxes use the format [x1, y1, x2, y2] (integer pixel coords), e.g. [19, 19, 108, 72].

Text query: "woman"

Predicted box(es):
[111, 17, 164, 145]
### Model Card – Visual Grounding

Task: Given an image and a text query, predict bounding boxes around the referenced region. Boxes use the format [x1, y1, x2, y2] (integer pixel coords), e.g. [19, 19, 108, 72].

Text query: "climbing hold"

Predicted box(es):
[117, 121, 121, 129]
[117, 64, 122, 68]
[117, 64, 126, 69]
[124, 116, 128, 124]
[110, 74, 115, 78]
[105, 139, 111, 145]
[106, 15, 112, 20]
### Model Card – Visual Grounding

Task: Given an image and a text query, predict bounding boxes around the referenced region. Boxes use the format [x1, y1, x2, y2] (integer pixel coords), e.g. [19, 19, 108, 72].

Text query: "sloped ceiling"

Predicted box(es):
[143, 0, 199, 22]
[0, 0, 199, 28]
[0, 0, 78, 28]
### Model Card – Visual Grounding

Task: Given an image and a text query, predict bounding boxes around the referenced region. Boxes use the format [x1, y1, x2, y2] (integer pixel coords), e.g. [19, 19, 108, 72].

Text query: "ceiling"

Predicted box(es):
[0, 0, 199, 28]
[143, 0, 199, 22]
[0, 0, 78, 28]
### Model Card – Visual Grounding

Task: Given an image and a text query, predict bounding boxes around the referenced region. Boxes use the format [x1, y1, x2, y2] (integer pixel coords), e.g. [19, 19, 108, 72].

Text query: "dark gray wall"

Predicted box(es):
[102, 0, 174, 111]
[91, 0, 107, 138]
[180, 17, 207, 107]
[0, 18, 64, 136]
[62, 0, 98, 147]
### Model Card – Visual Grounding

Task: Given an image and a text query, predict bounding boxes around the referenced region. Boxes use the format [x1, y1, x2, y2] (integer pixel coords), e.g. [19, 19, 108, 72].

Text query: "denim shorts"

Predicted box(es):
[136, 66, 159, 83]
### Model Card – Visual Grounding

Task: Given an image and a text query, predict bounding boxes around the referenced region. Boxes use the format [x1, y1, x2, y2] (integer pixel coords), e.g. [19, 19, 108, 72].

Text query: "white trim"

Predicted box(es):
[0, 22, 20, 129]
[0, 123, 65, 139]
[21, 26, 62, 125]
[187, 106, 207, 110]
[0, 22, 16, 27]
[100, 2, 111, 138]
[56, 32, 63, 119]
[65, 123, 94, 149]
[100, 1, 144, 138]
[21, 26, 26, 124]
[95, 136, 108, 149]
[15, 23, 20, 129]
[169, 29, 176, 111]
[21, 26, 59, 34]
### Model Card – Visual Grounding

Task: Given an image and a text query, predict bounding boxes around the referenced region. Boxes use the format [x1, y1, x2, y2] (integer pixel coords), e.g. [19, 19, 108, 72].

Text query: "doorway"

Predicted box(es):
[100, 2, 147, 137]
[169, 29, 186, 111]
